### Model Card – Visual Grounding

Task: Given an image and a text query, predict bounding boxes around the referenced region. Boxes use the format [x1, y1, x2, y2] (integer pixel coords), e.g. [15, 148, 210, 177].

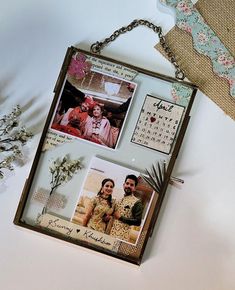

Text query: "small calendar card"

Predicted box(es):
[131, 94, 185, 154]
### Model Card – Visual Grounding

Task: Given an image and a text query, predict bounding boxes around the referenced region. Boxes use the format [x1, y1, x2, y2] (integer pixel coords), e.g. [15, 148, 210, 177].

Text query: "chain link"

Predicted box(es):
[90, 19, 185, 80]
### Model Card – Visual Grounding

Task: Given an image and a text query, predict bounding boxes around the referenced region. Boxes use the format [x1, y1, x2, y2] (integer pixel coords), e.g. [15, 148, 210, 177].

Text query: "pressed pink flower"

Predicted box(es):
[75, 52, 86, 63]
[68, 53, 92, 79]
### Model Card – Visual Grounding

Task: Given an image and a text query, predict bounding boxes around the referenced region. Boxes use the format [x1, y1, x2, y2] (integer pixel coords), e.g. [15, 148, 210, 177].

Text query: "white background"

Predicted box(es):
[1, 0, 235, 289]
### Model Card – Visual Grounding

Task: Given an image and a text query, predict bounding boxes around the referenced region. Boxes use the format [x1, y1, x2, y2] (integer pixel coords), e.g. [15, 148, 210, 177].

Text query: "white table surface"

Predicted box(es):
[1, 1, 235, 289]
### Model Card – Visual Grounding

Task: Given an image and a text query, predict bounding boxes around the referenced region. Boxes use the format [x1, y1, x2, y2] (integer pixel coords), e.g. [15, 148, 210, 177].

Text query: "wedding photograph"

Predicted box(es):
[50, 53, 137, 149]
[71, 157, 155, 245]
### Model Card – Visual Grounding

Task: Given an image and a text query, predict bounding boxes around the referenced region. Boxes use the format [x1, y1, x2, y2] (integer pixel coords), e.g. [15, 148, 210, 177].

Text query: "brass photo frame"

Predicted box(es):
[14, 46, 197, 265]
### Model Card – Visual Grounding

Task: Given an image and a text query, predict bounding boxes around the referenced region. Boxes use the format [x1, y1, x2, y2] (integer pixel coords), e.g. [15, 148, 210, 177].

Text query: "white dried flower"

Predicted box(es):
[0, 105, 33, 179]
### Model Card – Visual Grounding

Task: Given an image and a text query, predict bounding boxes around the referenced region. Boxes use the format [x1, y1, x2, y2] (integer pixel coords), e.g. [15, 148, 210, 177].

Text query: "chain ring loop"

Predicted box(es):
[90, 19, 185, 81]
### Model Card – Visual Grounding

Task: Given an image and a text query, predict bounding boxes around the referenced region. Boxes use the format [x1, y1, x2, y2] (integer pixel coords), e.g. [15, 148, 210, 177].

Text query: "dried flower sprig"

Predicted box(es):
[49, 156, 83, 194]
[0, 105, 33, 179]
[42, 155, 83, 214]
[141, 161, 167, 194]
[141, 161, 184, 194]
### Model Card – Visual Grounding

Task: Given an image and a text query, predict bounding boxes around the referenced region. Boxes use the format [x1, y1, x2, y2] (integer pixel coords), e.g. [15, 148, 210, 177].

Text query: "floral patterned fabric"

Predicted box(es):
[171, 82, 193, 106]
[160, 0, 235, 98]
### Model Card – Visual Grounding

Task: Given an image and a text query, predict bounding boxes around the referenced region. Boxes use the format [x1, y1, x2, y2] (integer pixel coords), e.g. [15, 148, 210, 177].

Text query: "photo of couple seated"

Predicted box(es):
[51, 70, 137, 149]
[72, 157, 154, 245]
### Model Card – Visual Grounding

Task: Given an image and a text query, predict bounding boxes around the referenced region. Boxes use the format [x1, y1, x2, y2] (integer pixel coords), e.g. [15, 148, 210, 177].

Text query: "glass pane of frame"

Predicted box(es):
[14, 47, 197, 265]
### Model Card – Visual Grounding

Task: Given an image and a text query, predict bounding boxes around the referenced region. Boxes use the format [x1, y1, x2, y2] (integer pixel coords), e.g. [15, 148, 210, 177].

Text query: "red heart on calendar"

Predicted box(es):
[150, 117, 156, 123]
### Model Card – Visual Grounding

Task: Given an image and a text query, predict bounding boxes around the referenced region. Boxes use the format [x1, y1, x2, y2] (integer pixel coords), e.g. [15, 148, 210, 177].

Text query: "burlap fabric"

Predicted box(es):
[156, 0, 235, 120]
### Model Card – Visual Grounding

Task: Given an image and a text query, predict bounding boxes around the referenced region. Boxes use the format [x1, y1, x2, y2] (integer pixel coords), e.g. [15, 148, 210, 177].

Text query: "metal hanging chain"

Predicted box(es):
[90, 19, 185, 80]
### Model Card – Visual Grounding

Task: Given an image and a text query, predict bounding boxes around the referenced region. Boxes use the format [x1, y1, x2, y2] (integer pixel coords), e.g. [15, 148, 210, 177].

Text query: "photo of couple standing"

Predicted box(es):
[72, 158, 154, 244]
